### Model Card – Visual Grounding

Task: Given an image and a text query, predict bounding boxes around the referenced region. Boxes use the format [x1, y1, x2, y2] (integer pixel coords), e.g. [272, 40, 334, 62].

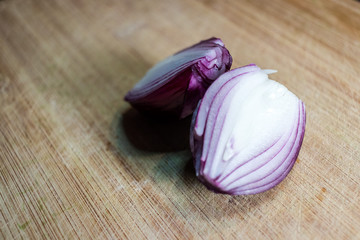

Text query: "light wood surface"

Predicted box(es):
[1, 0, 360, 239]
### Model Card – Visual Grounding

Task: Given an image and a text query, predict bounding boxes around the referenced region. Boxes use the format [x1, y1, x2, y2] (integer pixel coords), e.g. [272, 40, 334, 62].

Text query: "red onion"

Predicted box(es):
[190, 64, 306, 195]
[125, 38, 232, 118]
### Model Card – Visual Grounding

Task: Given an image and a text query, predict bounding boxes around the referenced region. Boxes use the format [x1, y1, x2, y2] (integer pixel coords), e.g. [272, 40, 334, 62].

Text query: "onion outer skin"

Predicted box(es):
[190, 64, 306, 195]
[125, 38, 232, 119]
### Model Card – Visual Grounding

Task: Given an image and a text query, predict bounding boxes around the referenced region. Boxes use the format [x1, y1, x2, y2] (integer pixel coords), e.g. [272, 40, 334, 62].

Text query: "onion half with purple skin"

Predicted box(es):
[125, 38, 232, 119]
[190, 64, 306, 195]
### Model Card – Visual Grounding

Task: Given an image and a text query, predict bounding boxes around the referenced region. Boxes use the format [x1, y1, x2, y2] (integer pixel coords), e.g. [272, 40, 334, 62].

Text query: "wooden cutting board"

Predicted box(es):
[1, 0, 360, 239]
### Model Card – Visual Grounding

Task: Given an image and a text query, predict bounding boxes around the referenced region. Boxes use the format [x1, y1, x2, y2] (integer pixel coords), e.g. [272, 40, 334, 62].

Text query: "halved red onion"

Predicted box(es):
[125, 38, 232, 118]
[190, 64, 306, 195]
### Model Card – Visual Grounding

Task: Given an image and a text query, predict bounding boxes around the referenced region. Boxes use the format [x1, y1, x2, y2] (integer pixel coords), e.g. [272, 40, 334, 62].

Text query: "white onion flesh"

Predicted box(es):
[190, 64, 306, 195]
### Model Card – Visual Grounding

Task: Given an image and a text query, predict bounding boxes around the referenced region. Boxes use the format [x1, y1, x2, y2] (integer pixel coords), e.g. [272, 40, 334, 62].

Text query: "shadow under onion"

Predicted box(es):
[121, 108, 192, 152]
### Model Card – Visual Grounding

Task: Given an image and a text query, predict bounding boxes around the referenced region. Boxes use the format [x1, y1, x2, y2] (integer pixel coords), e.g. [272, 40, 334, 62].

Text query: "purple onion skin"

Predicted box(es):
[190, 64, 306, 195]
[125, 38, 232, 119]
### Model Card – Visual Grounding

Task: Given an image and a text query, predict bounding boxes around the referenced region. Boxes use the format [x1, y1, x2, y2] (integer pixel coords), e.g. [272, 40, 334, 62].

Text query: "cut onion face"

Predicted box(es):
[125, 38, 232, 119]
[190, 64, 306, 195]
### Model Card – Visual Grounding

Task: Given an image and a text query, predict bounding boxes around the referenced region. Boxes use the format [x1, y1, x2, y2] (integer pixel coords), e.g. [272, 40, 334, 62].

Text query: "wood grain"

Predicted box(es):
[1, 0, 360, 239]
